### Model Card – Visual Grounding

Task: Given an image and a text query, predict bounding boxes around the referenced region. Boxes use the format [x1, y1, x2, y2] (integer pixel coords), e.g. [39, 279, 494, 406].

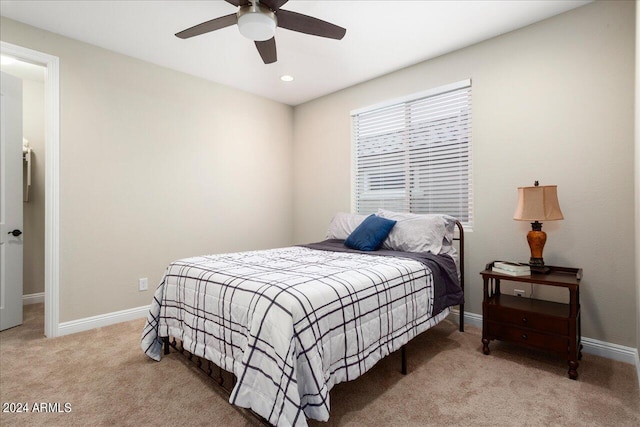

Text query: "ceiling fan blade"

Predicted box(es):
[255, 38, 277, 64]
[260, 0, 289, 11]
[224, 0, 250, 6]
[175, 14, 238, 39]
[277, 9, 346, 40]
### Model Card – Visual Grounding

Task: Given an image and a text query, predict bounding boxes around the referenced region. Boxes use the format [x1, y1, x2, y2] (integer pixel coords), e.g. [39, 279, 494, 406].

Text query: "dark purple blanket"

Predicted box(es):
[299, 239, 464, 315]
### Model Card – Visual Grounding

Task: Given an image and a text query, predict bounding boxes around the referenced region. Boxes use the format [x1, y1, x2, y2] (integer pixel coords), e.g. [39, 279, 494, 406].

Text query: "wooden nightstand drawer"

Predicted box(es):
[487, 295, 569, 335]
[487, 321, 569, 354]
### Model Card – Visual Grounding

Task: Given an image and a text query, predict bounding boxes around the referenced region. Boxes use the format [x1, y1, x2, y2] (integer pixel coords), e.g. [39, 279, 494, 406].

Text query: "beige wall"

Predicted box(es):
[1, 17, 294, 322]
[22, 78, 46, 296]
[293, 1, 636, 347]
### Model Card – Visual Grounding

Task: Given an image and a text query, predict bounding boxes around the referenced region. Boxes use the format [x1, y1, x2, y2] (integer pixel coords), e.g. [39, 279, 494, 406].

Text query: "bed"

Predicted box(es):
[141, 210, 465, 426]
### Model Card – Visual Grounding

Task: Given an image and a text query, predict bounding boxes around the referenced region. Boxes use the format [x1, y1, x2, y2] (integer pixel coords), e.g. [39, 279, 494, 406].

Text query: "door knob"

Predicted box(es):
[8, 229, 22, 237]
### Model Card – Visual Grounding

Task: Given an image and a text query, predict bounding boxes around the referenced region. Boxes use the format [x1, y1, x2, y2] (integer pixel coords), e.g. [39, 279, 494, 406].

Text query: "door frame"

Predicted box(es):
[1, 41, 60, 338]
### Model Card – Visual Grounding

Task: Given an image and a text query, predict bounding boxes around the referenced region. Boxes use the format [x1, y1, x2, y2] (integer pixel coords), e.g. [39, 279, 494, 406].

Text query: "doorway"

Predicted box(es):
[1, 58, 46, 331]
[0, 41, 60, 338]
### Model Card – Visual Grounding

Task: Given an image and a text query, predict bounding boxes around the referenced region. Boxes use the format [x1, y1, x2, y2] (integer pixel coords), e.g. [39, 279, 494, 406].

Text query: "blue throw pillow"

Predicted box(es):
[344, 214, 397, 251]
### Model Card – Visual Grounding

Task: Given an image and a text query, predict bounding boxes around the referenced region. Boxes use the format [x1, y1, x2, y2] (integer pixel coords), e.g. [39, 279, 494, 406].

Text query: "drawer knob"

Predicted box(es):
[521, 317, 528, 324]
[521, 334, 528, 340]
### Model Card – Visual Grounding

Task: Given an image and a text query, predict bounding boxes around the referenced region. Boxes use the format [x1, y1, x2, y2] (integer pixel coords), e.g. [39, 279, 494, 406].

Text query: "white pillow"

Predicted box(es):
[326, 212, 368, 240]
[377, 209, 456, 254]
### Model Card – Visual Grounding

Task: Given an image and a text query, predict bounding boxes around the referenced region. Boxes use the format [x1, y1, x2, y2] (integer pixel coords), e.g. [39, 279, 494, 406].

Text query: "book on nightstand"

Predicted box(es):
[491, 266, 530, 276]
[494, 261, 530, 271]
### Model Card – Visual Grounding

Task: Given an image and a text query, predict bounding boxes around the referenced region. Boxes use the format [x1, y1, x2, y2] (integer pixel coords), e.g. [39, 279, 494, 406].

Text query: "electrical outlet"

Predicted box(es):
[139, 278, 148, 291]
[514, 289, 525, 297]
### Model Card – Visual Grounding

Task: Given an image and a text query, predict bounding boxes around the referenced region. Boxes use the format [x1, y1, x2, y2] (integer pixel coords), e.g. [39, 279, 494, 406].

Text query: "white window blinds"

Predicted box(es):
[351, 80, 473, 228]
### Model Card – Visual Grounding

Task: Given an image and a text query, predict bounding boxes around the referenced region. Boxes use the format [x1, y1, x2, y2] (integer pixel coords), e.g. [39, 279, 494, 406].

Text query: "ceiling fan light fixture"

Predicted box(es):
[175, 0, 347, 65]
[237, 4, 277, 42]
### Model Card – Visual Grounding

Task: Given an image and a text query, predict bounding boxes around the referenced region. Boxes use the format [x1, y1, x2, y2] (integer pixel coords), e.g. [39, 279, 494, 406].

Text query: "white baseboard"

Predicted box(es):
[449, 309, 639, 366]
[57, 305, 149, 336]
[635, 349, 640, 387]
[23, 292, 45, 305]
[581, 337, 638, 365]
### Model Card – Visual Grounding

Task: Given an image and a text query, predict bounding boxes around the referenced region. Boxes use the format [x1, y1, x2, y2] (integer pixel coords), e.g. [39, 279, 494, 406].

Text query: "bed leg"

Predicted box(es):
[459, 303, 465, 332]
[401, 345, 407, 375]
[163, 337, 170, 355]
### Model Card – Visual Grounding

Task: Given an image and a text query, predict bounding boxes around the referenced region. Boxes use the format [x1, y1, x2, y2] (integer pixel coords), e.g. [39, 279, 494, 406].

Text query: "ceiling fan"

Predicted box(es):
[175, 0, 346, 64]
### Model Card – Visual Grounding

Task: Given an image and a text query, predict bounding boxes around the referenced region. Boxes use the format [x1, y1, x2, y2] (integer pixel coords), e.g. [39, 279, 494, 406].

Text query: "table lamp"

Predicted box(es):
[513, 181, 563, 273]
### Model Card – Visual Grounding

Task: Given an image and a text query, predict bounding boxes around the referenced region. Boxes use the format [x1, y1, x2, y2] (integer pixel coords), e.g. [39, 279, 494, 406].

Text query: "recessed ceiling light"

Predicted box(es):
[280, 75, 294, 82]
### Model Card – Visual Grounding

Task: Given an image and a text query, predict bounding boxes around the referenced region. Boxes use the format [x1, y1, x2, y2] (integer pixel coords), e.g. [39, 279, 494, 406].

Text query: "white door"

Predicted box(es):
[0, 71, 23, 331]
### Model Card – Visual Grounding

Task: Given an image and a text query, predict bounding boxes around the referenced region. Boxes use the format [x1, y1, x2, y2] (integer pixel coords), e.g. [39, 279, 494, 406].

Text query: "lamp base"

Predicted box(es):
[527, 222, 550, 274]
[529, 263, 550, 274]
[529, 256, 545, 268]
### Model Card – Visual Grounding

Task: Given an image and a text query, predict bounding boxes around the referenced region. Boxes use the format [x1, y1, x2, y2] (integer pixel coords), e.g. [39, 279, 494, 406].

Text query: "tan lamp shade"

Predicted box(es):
[513, 185, 564, 221]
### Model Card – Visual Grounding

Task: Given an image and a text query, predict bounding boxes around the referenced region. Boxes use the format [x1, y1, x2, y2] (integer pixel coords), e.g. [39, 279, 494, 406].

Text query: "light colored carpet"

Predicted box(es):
[1, 303, 638, 426]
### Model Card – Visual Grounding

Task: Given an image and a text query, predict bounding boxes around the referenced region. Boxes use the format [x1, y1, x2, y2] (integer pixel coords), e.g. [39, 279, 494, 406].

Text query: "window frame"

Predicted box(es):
[350, 79, 473, 230]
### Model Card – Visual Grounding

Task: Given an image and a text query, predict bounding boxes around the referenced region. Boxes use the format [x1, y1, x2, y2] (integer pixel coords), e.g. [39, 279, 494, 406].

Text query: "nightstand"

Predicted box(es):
[480, 264, 583, 380]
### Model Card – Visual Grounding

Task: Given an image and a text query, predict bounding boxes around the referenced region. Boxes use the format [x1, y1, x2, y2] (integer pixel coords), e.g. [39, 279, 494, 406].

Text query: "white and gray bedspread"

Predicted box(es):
[141, 241, 463, 426]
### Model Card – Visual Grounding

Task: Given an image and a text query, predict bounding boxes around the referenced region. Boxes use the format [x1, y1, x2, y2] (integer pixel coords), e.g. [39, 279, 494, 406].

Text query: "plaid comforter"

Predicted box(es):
[142, 244, 461, 426]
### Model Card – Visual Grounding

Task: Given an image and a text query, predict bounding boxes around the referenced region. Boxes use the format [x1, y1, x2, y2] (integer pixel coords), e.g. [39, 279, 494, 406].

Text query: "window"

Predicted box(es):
[351, 80, 473, 228]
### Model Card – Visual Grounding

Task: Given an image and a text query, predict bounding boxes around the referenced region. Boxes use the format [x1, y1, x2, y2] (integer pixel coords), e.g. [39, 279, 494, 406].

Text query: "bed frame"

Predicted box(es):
[400, 220, 464, 374]
[162, 220, 465, 423]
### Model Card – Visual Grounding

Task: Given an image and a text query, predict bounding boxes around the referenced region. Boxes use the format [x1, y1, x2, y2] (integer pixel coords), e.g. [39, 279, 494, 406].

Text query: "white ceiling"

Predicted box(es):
[0, 0, 591, 106]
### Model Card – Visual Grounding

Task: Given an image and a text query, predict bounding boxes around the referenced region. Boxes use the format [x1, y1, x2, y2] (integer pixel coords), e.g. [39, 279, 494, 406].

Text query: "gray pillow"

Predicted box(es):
[326, 212, 368, 240]
[377, 209, 456, 255]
